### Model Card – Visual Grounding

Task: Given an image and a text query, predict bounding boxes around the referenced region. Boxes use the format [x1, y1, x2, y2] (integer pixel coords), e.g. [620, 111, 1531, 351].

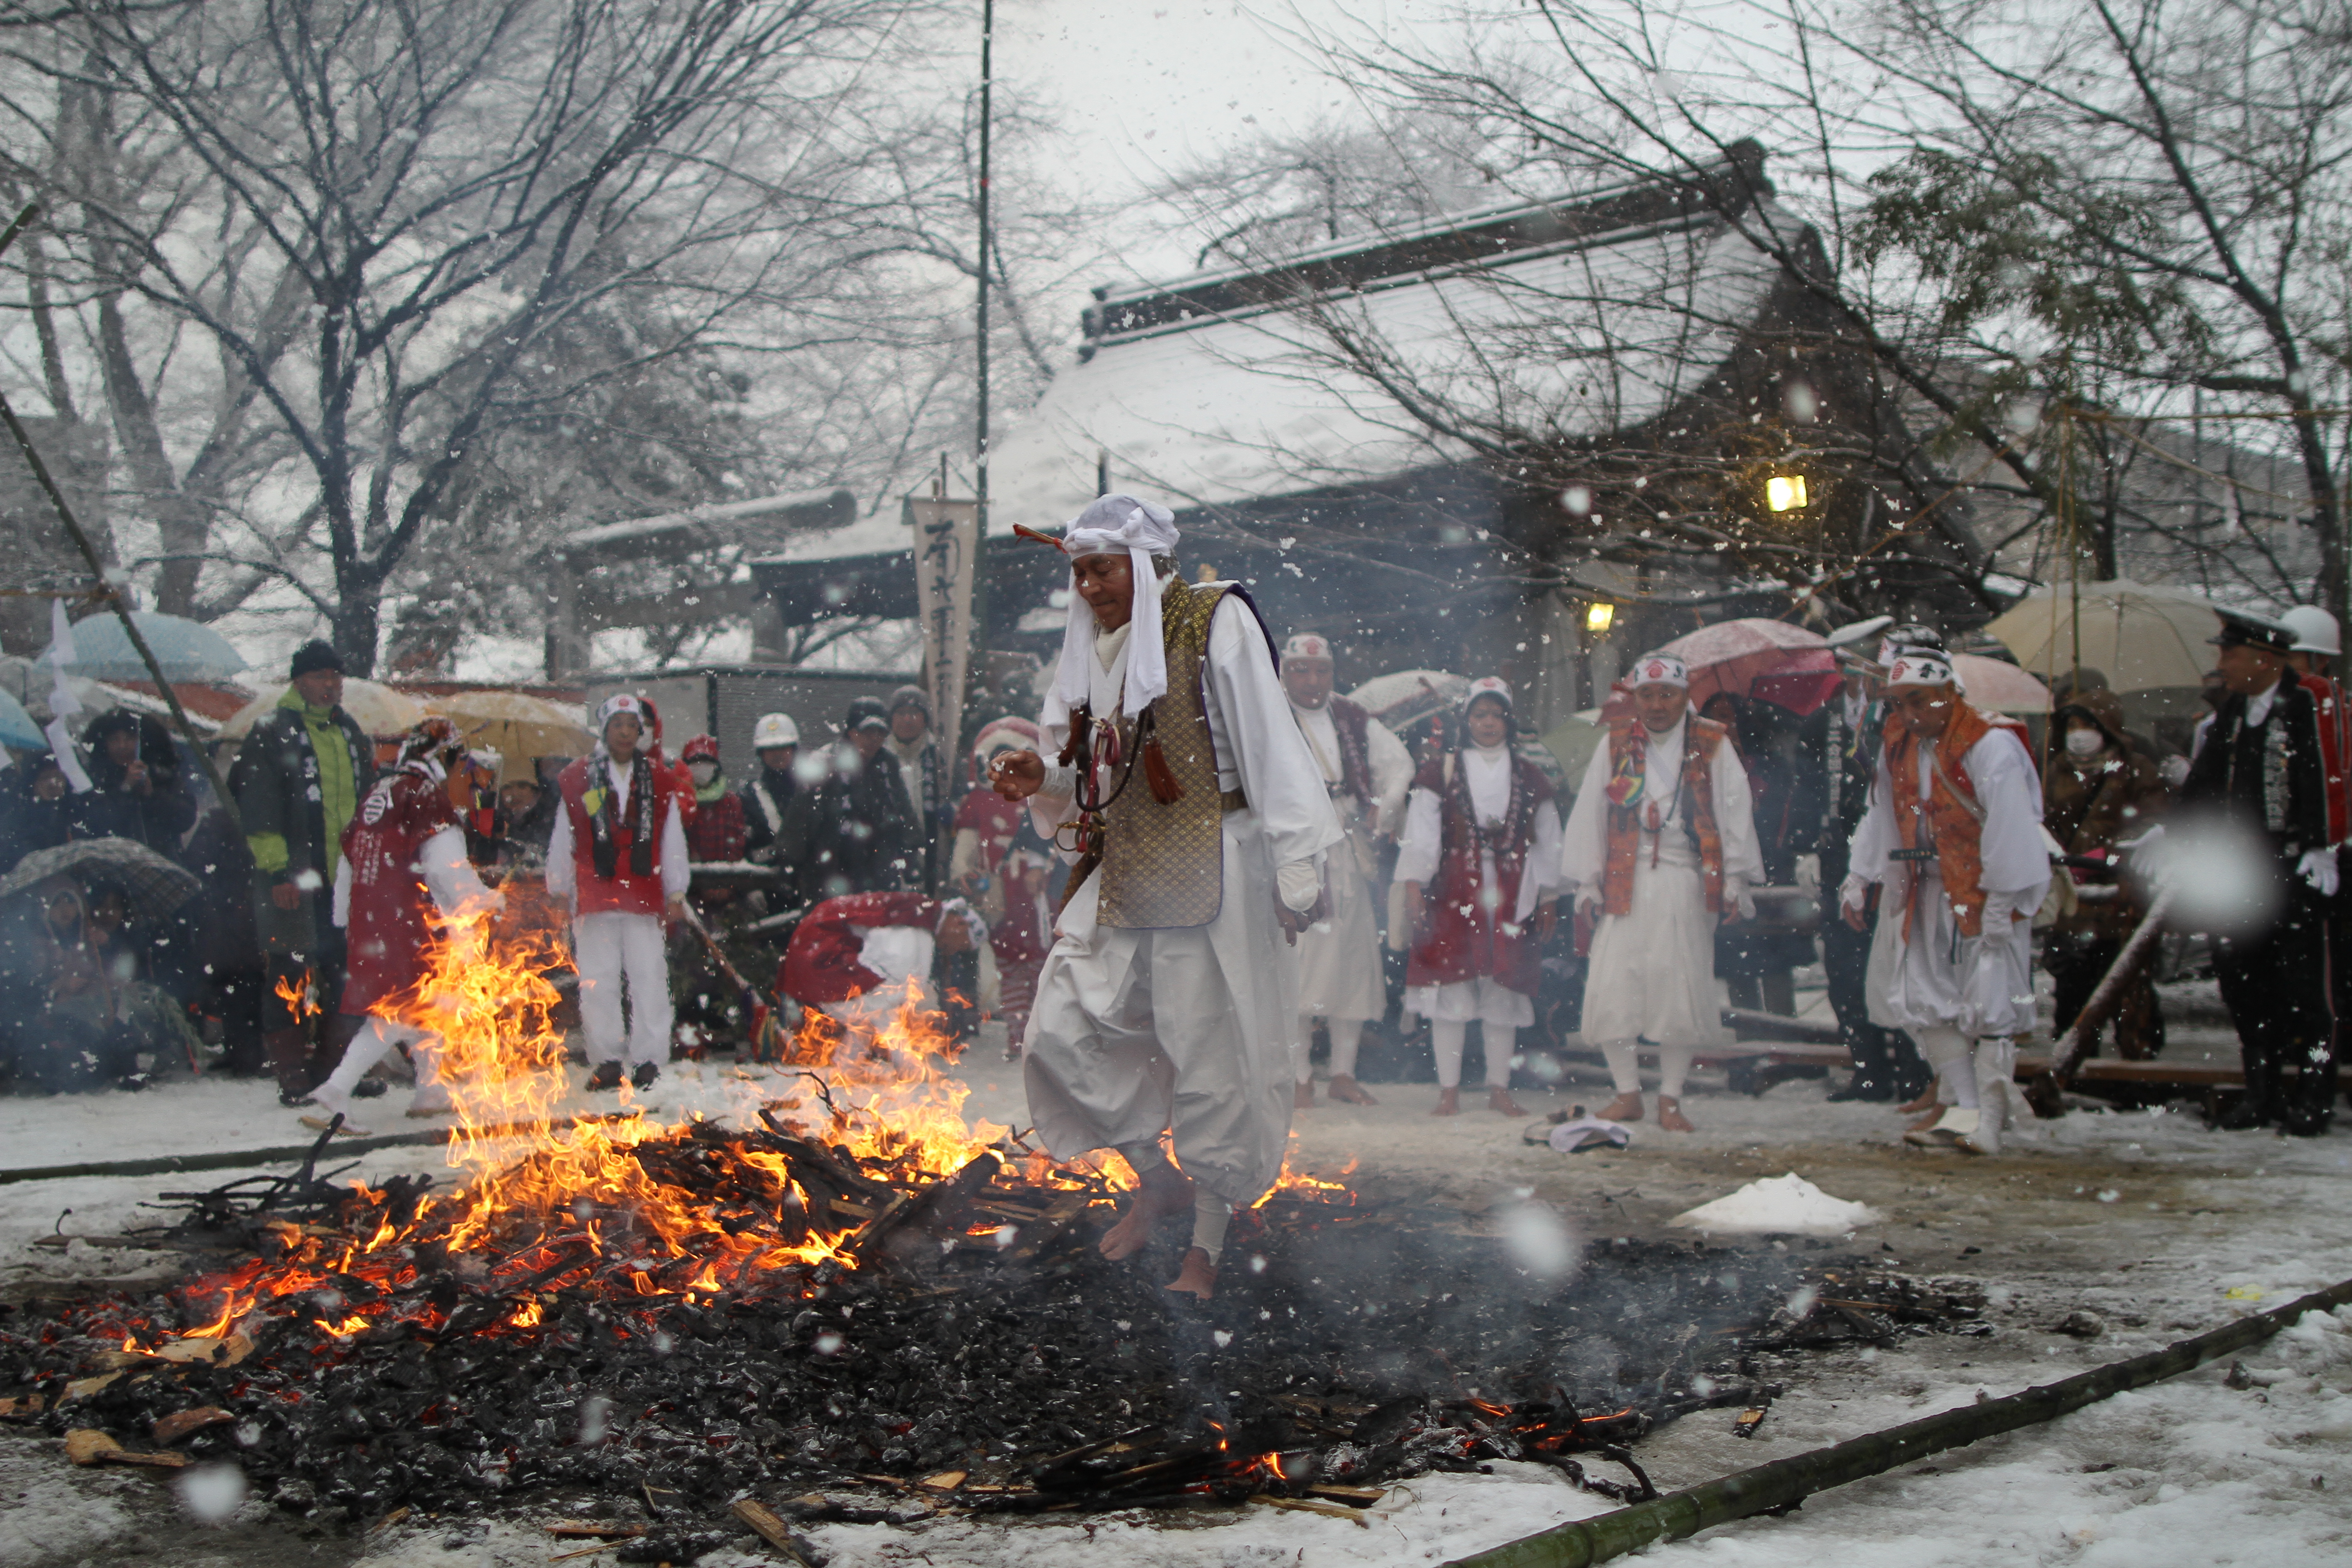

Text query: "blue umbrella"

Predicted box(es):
[0, 688, 43, 750]
[67, 611, 249, 683]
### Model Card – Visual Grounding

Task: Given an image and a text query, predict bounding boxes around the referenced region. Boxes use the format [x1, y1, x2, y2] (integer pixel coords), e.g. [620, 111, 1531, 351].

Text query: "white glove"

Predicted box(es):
[1723, 877, 1755, 922]
[1793, 853, 1821, 894]
[2158, 755, 2190, 789]
[1277, 860, 1323, 912]
[1839, 872, 1872, 915]
[2299, 847, 2339, 898]
[1977, 889, 2012, 929]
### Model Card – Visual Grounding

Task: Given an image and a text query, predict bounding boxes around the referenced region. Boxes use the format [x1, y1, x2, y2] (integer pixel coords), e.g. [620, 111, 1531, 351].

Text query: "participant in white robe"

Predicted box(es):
[1844, 654, 2049, 1155]
[1284, 637, 1413, 1104]
[1558, 664, 1762, 1129]
[1000, 495, 1340, 1297]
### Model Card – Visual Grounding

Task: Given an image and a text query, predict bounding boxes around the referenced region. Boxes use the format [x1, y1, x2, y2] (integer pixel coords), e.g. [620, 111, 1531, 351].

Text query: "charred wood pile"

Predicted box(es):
[0, 1118, 1987, 1542]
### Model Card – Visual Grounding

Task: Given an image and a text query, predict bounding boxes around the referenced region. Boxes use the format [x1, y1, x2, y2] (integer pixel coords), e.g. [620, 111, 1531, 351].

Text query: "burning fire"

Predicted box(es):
[176, 897, 1021, 1344]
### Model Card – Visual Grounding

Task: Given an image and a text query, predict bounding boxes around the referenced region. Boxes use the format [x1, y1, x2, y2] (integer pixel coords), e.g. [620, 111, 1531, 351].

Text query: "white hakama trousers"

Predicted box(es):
[1293, 845, 1384, 1024]
[1024, 813, 1297, 1210]
[574, 910, 672, 1067]
[1580, 855, 1723, 1101]
[1866, 867, 2037, 1039]
[1870, 866, 2040, 1152]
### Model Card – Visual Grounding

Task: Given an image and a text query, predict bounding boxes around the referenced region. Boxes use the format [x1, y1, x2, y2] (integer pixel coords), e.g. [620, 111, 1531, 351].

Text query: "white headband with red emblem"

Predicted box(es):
[1631, 653, 1689, 690]
[1885, 654, 1955, 690]
[1283, 633, 1334, 663]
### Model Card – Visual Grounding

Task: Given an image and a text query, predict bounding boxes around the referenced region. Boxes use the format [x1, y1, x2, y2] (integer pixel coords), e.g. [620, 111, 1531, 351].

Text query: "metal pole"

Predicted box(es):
[0, 202, 241, 829]
[971, 0, 993, 713]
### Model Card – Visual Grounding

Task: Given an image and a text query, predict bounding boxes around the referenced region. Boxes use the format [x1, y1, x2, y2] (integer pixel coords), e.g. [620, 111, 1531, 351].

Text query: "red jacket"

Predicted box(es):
[558, 756, 676, 916]
[339, 768, 462, 1015]
[778, 891, 939, 1004]
[2299, 671, 2350, 844]
[685, 787, 749, 862]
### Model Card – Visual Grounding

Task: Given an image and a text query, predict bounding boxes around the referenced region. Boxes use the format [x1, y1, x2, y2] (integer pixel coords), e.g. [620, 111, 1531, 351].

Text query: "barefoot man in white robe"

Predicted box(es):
[1560, 653, 1762, 1132]
[990, 495, 1341, 1299]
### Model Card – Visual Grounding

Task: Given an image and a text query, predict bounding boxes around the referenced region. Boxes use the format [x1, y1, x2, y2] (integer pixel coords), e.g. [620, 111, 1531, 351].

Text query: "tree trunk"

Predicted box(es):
[332, 571, 384, 678]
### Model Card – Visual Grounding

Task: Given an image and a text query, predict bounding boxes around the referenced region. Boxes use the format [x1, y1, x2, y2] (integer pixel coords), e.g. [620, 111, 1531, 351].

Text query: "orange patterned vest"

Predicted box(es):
[1600, 715, 1727, 917]
[1882, 699, 2022, 940]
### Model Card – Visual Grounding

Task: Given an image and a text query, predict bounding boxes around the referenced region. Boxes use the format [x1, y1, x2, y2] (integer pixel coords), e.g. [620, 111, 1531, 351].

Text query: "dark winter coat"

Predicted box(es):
[73, 712, 197, 857]
[227, 693, 377, 959]
[779, 743, 918, 901]
[2044, 688, 2171, 941]
[0, 762, 75, 874]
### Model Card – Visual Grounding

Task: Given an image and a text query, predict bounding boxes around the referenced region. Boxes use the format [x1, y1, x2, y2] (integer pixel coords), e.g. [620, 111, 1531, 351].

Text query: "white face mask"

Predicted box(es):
[2064, 727, 2104, 758]
[688, 761, 719, 786]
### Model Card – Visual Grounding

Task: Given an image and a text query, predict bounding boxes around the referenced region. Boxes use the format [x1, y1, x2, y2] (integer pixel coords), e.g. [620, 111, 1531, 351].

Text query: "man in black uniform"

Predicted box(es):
[1808, 618, 1930, 1101]
[2180, 608, 2335, 1135]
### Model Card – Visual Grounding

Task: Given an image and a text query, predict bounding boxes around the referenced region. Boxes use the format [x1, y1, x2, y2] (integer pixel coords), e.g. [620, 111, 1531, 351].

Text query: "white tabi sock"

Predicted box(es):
[1599, 1039, 1643, 1098]
[1656, 1044, 1692, 1101]
[1431, 1019, 1470, 1089]
[316, 1016, 398, 1104]
[1191, 1191, 1231, 1261]
[1916, 1026, 1978, 1109]
[1326, 1018, 1363, 1080]
[1291, 1016, 1317, 1086]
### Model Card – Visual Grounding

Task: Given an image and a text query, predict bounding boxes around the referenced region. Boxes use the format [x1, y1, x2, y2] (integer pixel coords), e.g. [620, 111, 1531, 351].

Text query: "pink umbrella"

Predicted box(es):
[1659, 618, 1839, 715]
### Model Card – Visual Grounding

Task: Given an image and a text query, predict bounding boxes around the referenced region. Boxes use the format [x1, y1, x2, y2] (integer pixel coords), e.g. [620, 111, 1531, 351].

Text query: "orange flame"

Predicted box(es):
[181, 894, 1022, 1339]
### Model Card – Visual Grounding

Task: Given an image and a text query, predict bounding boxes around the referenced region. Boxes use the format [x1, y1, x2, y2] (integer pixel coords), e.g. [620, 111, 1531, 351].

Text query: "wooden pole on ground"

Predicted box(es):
[1445, 1274, 2352, 1568]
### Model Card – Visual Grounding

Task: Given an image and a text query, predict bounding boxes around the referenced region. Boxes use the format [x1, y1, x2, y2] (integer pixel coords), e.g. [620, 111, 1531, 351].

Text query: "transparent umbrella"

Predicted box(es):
[67, 611, 249, 683]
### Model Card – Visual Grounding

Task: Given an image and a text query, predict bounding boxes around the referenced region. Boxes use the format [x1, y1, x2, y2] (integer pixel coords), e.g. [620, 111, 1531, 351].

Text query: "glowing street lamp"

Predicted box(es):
[1585, 601, 1616, 634]
[1765, 473, 1809, 513]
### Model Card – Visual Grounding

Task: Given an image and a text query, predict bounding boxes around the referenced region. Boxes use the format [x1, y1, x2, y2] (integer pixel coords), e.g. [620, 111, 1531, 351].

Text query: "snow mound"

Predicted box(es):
[1668, 1172, 1882, 1236]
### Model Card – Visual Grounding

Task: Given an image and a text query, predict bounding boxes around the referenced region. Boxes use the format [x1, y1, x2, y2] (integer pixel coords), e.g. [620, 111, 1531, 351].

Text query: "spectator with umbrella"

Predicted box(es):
[2043, 686, 2171, 1061]
[0, 839, 205, 1092]
[74, 710, 196, 857]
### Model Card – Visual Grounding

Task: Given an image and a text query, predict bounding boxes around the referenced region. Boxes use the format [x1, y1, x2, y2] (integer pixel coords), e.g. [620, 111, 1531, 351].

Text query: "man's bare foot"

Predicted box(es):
[1166, 1247, 1217, 1299]
[1897, 1082, 1941, 1116]
[1098, 1166, 1194, 1261]
[1489, 1086, 1528, 1117]
[1597, 1091, 1645, 1122]
[1294, 1080, 1316, 1109]
[1905, 1105, 1948, 1134]
[1328, 1075, 1378, 1106]
[1656, 1095, 1696, 1133]
[1432, 1087, 1460, 1117]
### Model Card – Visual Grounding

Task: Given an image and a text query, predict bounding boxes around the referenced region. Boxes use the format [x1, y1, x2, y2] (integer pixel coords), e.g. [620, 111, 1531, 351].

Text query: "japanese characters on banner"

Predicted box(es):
[909, 496, 980, 767]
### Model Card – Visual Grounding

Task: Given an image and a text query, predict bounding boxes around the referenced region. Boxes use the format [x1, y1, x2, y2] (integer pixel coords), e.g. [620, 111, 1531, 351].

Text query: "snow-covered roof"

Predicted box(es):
[990, 196, 1791, 527]
[557, 489, 856, 559]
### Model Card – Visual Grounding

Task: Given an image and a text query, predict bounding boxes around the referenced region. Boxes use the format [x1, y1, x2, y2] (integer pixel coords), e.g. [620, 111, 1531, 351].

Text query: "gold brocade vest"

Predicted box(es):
[1097, 577, 1232, 929]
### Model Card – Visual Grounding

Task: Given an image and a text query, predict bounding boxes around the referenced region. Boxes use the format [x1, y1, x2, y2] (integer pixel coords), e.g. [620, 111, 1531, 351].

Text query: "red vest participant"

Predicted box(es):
[1395, 678, 1563, 1117]
[306, 720, 494, 1134]
[548, 694, 690, 1090]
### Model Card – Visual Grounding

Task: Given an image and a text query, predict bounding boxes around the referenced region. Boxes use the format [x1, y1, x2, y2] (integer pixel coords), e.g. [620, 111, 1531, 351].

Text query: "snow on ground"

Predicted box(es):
[4, 1020, 2351, 1566]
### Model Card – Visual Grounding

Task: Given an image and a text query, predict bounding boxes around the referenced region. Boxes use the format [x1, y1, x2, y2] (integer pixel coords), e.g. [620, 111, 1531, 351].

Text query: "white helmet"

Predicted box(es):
[2280, 604, 2341, 657]
[751, 712, 800, 748]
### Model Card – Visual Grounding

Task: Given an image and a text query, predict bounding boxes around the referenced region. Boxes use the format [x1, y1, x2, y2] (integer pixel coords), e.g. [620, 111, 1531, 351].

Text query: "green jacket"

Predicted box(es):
[230, 687, 376, 888]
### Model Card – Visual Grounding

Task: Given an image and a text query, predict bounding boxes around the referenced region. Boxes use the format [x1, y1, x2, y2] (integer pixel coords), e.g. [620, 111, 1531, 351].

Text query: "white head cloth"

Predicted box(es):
[1463, 676, 1513, 710]
[1631, 652, 1689, 690]
[1049, 494, 1180, 722]
[595, 693, 646, 731]
[1885, 653, 1955, 690]
[1284, 633, 1334, 662]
